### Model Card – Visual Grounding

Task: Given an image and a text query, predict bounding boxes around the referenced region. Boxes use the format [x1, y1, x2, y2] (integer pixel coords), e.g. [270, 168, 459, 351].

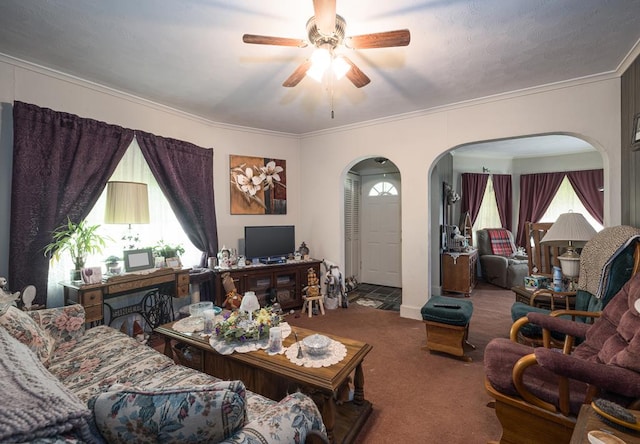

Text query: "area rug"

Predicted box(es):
[354, 298, 384, 309]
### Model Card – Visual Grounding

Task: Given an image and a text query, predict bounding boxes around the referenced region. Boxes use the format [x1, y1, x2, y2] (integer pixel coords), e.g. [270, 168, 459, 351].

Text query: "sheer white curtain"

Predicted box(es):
[471, 176, 502, 244]
[540, 176, 603, 231]
[47, 138, 200, 304]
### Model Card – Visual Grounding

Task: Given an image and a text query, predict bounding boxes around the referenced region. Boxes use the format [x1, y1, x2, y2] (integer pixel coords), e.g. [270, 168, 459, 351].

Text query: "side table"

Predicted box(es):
[570, 404, 640, 443]
[511, 285, 577, 310]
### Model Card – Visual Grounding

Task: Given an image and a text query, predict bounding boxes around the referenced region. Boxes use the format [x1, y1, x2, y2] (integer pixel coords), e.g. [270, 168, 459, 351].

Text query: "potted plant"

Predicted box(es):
[104, 255, 122, 275]
[153, 240, 185, 260]
[44, 218, 109, 281]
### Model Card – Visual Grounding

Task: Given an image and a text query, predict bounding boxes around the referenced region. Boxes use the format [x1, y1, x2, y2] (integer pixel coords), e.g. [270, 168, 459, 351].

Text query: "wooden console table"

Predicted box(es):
[62, 268, 190, 326]
[155, 322, 373, 444]
[212, 260, 322, 310]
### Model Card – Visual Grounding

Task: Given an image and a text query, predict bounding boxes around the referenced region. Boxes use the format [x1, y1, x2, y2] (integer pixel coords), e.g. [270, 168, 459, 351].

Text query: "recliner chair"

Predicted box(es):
[476, 228, 528, 289]
[484, 269, 640, 444]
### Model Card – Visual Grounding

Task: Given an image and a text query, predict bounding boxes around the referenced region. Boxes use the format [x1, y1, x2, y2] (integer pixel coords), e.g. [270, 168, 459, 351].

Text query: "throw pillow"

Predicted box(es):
[91, 382, 247, 444]
[0, 305, 55, 366]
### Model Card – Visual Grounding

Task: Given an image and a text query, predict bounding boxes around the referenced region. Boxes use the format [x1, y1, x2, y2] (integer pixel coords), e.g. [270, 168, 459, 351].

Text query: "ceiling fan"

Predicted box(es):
[242, 0, 410, 88]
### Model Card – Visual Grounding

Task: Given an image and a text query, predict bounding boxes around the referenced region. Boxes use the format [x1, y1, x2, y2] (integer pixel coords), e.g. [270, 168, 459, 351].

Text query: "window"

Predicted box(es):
[539, 176, 603, 231]
[368, 181, 398, 196]
[47, 139, 199, 296]
[471, 176, 502, 244]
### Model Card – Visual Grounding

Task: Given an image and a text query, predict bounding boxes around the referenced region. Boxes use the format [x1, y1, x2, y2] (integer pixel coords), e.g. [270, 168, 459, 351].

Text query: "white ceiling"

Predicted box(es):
[453, 134, 596, 158]
[1, 0, 639, 136]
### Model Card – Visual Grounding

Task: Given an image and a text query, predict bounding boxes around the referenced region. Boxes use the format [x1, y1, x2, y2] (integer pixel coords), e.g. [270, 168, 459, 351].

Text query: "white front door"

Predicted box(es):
[360, 175, 401, 287]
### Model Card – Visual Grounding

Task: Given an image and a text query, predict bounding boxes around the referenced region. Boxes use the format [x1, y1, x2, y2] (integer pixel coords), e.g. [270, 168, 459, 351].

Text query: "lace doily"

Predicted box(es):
[285, 339, 347, 368]
[173, 316, 206, 333]
[208, 322, 292, 355]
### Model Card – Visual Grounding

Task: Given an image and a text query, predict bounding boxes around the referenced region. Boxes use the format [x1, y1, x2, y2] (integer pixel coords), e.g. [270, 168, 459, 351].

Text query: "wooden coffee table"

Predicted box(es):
[154, 322, 373, 444]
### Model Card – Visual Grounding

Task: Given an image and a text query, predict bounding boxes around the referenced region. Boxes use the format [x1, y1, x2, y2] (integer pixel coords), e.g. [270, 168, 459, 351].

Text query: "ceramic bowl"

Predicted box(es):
[302, 334, 332, 356]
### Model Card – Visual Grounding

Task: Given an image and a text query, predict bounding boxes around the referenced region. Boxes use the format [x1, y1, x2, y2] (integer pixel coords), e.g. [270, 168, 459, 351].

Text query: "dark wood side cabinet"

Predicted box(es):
[441, 250, 478, 296]
[212, 260, 322, 310]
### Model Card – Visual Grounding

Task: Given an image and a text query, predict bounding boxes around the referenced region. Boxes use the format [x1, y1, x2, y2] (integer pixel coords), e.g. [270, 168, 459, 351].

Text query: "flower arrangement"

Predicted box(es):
[215, 307, 281, 343]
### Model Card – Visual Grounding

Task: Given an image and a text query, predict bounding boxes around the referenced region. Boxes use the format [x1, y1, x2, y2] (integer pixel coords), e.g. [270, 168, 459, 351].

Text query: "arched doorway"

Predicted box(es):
[344, 157, 402, 289]
[429, 134, 603, 294]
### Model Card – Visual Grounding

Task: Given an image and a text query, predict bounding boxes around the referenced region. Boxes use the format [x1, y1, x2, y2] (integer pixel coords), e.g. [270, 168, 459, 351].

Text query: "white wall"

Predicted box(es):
[299, 78, 621, 320]
[0, 56, 623, 322]
[0, 58, 303, 284]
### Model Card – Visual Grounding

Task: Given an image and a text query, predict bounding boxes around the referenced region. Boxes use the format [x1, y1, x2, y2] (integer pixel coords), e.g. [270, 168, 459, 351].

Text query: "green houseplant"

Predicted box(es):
[153, 240, 185, 260]
[104, 255, 122, 275]
[44, 218, 109, 281]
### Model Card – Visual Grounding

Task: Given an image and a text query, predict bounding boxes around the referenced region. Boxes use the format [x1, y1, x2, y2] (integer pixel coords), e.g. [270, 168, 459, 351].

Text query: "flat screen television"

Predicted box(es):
[244, 225, 295, 263]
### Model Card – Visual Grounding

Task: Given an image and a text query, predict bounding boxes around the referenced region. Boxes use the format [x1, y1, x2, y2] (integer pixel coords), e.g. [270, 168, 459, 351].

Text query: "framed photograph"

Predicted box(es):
[165, 257, 181, 268]
[633, 113, 640, 150]
[81, 267, 102, 284]
[123, 248, 154, 272]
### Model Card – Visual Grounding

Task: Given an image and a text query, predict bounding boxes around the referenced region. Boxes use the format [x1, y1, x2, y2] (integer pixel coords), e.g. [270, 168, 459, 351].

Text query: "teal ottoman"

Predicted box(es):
[421, 295, 475, 361]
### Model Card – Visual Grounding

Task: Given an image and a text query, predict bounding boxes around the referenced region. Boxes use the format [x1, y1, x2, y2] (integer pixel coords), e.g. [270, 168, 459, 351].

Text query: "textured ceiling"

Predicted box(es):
[0, 0, 639, 135]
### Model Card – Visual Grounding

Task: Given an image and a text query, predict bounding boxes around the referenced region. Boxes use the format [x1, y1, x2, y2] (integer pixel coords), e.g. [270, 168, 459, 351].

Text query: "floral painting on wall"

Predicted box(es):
[230, 155, 287, 214]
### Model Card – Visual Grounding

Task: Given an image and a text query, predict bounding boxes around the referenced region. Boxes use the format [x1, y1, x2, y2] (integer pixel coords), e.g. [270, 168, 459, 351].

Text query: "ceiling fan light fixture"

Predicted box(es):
[307, 47, 331, 82]
[332, 56, 351, 80]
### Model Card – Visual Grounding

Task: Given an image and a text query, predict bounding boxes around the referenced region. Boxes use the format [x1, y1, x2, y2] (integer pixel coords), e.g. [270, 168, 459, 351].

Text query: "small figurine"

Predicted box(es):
[221, 272, 243, 309]
[299, 242, 310, 259]
[0, 277, 20, 308]
[303, 268, 321, 299]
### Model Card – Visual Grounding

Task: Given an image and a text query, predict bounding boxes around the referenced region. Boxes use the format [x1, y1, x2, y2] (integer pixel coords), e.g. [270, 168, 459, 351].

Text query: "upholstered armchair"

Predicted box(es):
[476, 228, 528, 289]
[484, 270, 640, 444]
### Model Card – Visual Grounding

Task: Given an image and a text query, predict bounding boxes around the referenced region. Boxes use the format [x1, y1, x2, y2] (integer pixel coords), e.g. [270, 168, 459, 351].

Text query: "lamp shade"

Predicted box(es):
[104, 181, 150, 224]
[540, 212, 597, 246]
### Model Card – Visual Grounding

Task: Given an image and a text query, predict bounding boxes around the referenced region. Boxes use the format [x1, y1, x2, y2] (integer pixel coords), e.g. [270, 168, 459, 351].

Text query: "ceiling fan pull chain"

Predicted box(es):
[330, 76, 335, 119]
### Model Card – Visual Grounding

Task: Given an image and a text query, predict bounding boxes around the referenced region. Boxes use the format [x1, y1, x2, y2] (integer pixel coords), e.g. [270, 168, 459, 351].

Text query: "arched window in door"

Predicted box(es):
[368, 181, 398, 196]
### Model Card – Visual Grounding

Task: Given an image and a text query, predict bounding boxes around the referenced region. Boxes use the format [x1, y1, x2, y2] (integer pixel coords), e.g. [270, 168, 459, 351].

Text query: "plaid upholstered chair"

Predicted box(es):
[476, 228, 528, 289]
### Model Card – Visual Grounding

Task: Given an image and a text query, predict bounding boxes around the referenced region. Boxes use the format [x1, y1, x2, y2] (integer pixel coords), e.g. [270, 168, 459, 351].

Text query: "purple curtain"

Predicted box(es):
[9, 102, 133, 305]
[516, 172, 565, 246]
[566, 169, 604, 224]
[136, 131, 218, 268]
[461, 173, 489, 225]
[492, 174, 512, 232]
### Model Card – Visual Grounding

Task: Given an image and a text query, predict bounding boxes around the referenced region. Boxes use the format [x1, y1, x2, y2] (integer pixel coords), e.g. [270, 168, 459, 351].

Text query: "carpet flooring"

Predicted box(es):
[286, 282, 513, 444]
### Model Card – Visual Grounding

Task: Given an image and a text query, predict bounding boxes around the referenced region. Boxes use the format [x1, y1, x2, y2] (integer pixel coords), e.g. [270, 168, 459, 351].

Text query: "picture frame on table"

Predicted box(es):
[632, 113, 640, 150]
[166, 257, 181, 269]
[123, 248, 154, 272]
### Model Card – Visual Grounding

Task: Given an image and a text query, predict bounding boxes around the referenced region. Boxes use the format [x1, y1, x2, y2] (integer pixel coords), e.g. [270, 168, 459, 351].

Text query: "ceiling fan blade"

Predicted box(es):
[345, 29, 411, 49]
[282, 60, 313, 87]
[342, 56, 371, 88]
[313, 0, 336, 36]
[243, 34, 308, 48]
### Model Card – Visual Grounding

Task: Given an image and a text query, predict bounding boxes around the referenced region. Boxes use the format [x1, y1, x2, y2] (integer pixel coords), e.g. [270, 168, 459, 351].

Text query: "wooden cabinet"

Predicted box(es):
[212, 260, 322, 310]
[442, 250, 477, 296]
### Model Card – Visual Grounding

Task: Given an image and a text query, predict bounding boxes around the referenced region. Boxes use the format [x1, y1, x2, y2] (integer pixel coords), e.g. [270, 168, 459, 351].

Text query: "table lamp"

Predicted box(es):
[104, 181, 150, 248]
[541, 212, 597, 278]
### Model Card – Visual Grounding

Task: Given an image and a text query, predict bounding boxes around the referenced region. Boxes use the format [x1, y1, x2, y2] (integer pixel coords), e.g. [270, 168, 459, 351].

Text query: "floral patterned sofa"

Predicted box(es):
[0, 303, 325, 443]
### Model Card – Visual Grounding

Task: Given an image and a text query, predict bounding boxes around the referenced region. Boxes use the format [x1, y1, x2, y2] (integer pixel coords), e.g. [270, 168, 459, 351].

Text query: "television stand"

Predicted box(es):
[212, 260, 321, 310]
